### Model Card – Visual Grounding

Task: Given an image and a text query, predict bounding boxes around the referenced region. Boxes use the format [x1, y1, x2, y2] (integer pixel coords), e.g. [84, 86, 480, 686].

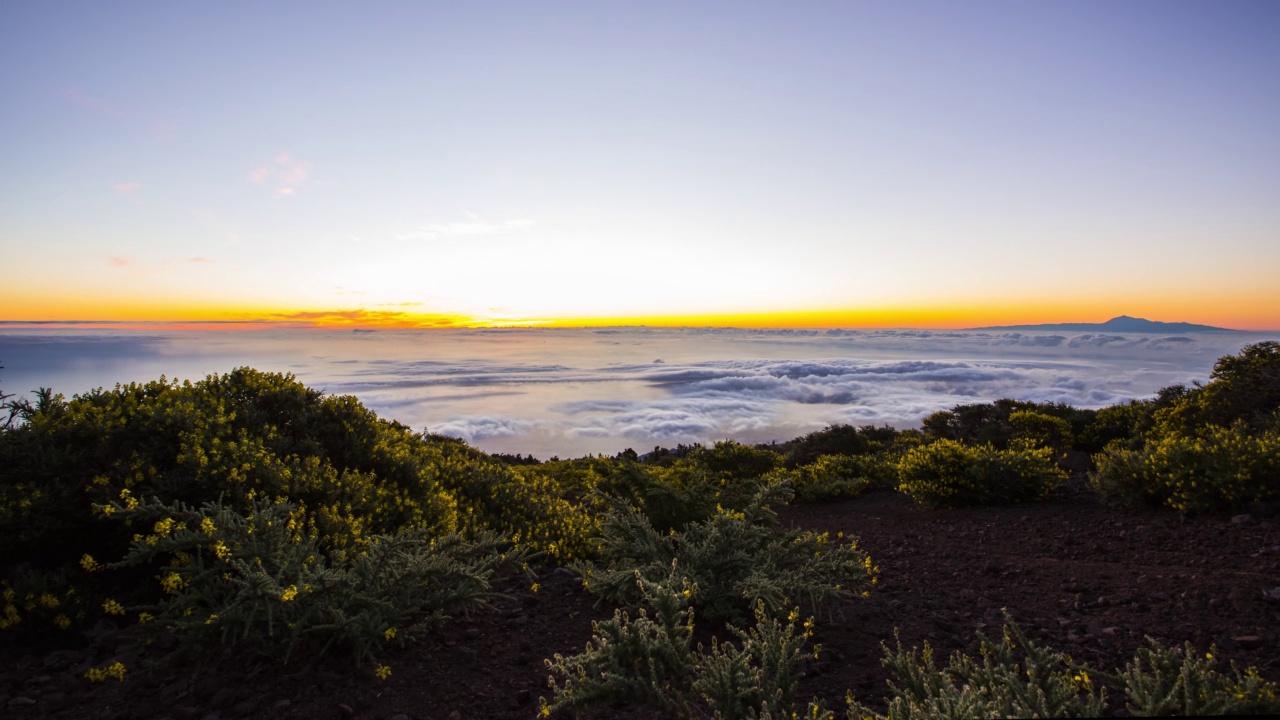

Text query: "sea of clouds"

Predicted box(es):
[0, 326, 1272, 458]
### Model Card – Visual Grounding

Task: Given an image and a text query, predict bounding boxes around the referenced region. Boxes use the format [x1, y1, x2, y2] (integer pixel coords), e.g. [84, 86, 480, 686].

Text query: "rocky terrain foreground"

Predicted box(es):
[4, 477, 1278, 719]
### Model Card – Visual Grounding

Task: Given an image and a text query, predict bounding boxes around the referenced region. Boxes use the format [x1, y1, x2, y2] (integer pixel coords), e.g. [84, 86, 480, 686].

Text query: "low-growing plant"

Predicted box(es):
[574, 484, 875, 625]
[543, 573, 828, 720]
[106, 495, 523, 665]
[896, 439, 1065, 509]
[847, 618, 1106, 720]
[1120, 638, 1280, 715]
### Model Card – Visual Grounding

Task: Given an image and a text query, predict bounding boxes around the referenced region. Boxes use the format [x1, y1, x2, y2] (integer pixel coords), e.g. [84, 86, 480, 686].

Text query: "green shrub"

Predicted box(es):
[1092, 423, 1280, 513]
[104, 496, 521, 665]
[896, 440, 1065, 509]
[1121, 638, 1280, 715]
[771, 454, 888, 503]
[574, 485, 875, 625]
[543, 574, 826, 720]
[848, 618, 1106, 720]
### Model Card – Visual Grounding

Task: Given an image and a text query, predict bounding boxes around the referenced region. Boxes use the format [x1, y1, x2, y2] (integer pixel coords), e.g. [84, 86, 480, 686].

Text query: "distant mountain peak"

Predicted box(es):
[971, 315, 1236, 333]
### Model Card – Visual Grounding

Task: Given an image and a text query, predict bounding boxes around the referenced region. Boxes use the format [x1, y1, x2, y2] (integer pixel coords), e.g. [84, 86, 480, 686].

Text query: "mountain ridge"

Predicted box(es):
[970, 315, 1237, 333]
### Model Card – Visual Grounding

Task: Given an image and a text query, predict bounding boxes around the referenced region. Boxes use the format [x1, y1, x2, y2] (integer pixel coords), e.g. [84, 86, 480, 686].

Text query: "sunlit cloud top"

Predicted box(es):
[2, 1, 1278, 329]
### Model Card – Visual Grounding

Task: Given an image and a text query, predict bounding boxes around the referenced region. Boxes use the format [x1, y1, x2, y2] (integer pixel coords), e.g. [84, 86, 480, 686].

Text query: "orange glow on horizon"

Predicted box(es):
[4, 304, 1277, 332]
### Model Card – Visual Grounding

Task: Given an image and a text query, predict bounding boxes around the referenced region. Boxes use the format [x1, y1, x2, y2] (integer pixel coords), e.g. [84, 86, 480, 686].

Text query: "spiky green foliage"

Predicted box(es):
[847, 617, 1106, 720]
[1120, 638, 1280, 716]
[106, 496, 522, 665]
[896, 439, 1065, 509]
[574, 484, 875, 624]
[543, 573, 823, 720]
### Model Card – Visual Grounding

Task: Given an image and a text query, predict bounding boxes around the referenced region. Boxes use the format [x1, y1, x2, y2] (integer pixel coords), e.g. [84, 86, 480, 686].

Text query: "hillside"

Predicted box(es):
[2, 341, 1279, 718]
[971, 315, 1236, 333]
[3, 475, 1276, 719]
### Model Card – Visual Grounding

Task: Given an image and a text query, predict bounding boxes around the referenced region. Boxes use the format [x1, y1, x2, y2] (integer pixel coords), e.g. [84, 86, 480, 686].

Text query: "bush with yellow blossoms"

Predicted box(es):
[107, 495, 525, 665]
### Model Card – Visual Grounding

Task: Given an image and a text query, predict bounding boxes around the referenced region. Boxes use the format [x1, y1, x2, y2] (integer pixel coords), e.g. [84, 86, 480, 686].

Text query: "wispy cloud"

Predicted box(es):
[112, 182, 142, 197]
[107, 256, 133, 268]
[249, 153, 309, 196]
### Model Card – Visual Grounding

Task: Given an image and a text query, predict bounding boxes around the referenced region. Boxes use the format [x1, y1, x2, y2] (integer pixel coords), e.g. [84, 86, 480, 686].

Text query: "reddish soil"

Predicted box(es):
[4, 477, 1278, 719]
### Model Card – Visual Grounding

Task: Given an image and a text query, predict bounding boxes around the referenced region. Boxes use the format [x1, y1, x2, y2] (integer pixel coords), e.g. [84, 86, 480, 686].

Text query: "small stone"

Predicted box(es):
[8, 696, 36, 707]
[552, 567, 577, 577]
[507, 615, 529, 627]
[464, 628, 481, 638]
[232, 699, 258, 716]
[272, 699, 292, 709]
[336, 703, 355, 718]
[449, 711, 463, 720]
[1263, 587, 1280, 601]
[1231, 514, 1254, 525]
[200, 713, 221, 720]
[1151, 591, 1169, 602]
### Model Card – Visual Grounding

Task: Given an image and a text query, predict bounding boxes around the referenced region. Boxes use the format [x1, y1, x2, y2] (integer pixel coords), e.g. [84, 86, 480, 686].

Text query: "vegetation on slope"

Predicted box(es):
[1, 342, 1277, 715]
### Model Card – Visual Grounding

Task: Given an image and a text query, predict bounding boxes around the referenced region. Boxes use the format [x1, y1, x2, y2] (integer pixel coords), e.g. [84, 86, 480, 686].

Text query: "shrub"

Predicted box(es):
[1121, 638, 1280, 715]
[574, 485, 875, 625]
[1092, 424, 1280, 514]
[543, 574, 828, 720]
[848, 617, 1106, 720]
[105, 496, 521, 665]
[771, 454, 889, 503]
[896, 440, 1065, 509]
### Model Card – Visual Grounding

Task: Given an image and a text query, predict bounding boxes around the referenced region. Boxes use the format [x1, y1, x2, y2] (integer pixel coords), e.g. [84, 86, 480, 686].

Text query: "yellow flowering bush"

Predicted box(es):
[107, 495, 524, 665]
[896, 439, 1064, 509]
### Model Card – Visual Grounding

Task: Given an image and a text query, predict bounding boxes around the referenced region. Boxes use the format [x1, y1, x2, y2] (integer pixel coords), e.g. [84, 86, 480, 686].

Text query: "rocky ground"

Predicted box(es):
[4, 477, 1278, 719]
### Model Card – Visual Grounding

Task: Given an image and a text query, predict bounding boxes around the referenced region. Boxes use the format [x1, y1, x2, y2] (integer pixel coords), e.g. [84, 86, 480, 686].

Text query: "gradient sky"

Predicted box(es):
[2, 1, 1278, 329]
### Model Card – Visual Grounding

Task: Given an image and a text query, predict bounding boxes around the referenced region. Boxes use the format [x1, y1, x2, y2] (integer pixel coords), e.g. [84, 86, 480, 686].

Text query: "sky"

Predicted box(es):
[0, 326, 1271, 457]
[2, 1, 1279, 329]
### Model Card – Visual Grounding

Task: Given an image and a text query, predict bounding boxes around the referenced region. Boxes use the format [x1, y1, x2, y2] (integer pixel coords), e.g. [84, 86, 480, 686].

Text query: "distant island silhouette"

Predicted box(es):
[971, 315, 1237, 333]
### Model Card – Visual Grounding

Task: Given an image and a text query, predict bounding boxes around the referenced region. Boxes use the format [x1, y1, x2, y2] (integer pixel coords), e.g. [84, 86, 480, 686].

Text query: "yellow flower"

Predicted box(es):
[85, 661, 127, 683]
[280, 585, 298, 602]
[530, 583, 541, 593]
[154, 518, 174, 535]
[102, 599, 125, 616]
[384, 627, 397, 641]
[200, 517, 217, 535]
[138, 612, 154, 624]
[80, 554, 99, 572]
[160, 572, 184, 594]
[53, 614, 72, 630]
[374, 664, 392, 680]
[205, 613, 219, 625]
[40, 593, 60, 609]
[212, 542, 231, 560]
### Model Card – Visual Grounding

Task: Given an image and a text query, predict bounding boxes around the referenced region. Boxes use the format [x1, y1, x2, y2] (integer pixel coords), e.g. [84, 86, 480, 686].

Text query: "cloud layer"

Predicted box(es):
[0, 326, 1271, 458]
